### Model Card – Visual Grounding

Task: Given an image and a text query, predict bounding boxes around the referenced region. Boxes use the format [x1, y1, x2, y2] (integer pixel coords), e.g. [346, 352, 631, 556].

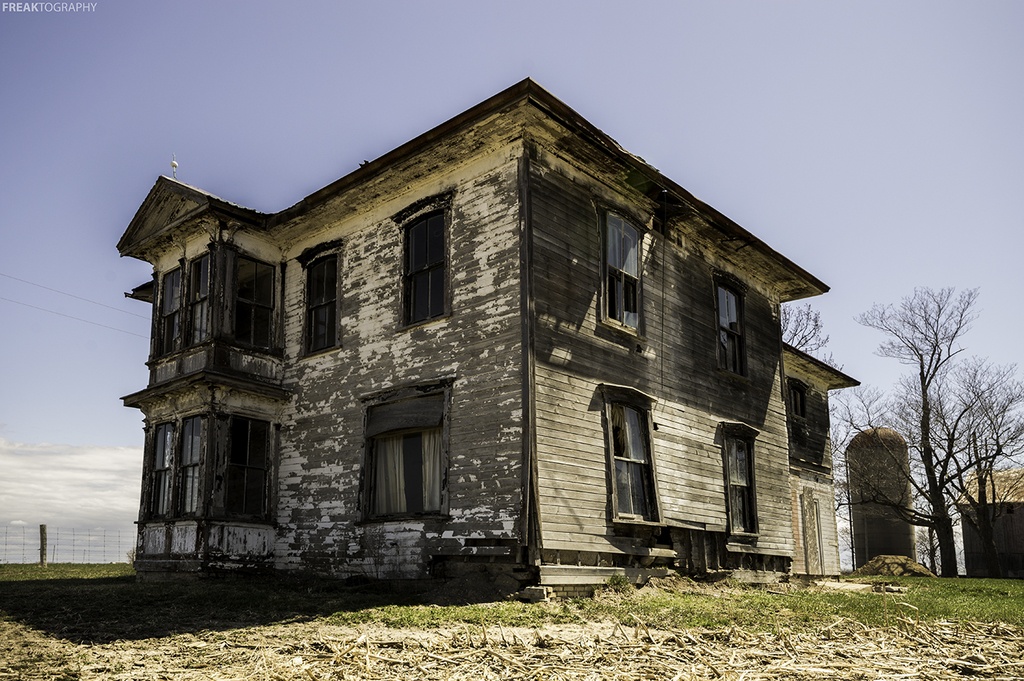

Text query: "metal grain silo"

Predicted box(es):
[847, 428, 917, 568]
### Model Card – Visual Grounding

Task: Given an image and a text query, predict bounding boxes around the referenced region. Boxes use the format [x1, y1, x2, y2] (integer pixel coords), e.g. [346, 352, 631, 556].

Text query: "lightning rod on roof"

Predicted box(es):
[171, 154, 178, 179]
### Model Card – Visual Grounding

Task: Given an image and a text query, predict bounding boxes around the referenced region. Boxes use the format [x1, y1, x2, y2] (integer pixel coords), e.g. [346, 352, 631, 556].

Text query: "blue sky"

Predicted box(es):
[1, 1, 1021, 545]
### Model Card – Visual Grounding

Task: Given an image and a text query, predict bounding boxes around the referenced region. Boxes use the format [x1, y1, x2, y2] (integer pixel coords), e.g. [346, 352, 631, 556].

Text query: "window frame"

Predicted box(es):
[715, 281, 746, 375]
[600, 384, 660, 524]
[234, 255, 276, 350]
[402, 209, 448, 326]
[188, 253, 211, 346]
[788, 379, 808, 420]
[721, 423, 759, 537]
[304, 253, 340, 354]
[602, 212, 643, 332]
[224, 416, 271, 519]
[157, 267, 182, 357]
[177, 415, 204, 516]
[149, 422, 175, 518]
[363, 384, 450, 521]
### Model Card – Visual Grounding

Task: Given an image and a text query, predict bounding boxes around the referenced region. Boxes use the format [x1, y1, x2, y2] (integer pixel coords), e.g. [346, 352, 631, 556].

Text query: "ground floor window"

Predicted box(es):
[178, 415, 203, 515]
[226, 417, 271, 517]
[371, 429, 443, 516]
[364, 388, 448, 519]
[142, 412, 273, 522]
[600, 384, 660, 523]
[150, 422, 175, 517]
[721, 423, 759, 535]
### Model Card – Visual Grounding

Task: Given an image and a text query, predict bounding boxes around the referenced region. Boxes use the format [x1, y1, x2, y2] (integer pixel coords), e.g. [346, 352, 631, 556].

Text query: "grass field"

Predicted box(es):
[2, 564, 1023, 679]
[2, 563, 1023, 636]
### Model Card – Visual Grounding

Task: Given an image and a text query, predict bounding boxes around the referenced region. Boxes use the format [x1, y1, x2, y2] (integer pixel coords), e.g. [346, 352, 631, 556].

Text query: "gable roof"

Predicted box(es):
[117, 79, 830, 300]
[117, 176, 265, 260]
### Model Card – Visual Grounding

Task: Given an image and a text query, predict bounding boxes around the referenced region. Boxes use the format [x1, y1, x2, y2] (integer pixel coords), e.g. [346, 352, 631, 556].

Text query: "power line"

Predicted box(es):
[0, 271, 149, 319]
[0, 296, 149, 339]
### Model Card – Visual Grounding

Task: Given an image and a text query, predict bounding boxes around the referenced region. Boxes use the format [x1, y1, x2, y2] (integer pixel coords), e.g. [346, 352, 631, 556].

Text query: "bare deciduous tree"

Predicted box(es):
[782, 302, 838, 367]
[945, 359, 1024, 578]
[856, 286, 980, 577]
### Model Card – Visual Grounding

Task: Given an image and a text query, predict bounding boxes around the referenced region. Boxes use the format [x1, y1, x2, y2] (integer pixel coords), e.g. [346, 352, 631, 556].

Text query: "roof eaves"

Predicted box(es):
[783, 343, 859, 390]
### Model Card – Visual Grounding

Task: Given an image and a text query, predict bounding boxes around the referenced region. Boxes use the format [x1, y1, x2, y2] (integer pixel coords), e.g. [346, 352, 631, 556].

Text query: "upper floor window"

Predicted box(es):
[150, 422, 175, 517]
[722, 424, 758, 535]
[188, 254, 211, 345]
[158, 268, 182, 356]
[604, 213, 641, 331]
[365, 391, 447, 518]
[235, 256, 274, 349]
[716, 283, 745, 374]
[404, 211, 446, 325]
[226, 416, 271, 517]
[306, 255, 339, 353]
[788, 379, 807, 419]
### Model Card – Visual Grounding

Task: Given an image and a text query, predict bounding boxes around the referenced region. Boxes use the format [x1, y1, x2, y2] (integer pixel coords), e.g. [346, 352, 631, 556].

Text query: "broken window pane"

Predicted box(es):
[716, 284, 744, 374]
[609, 403, 655, 521]
[604, 214, 641, 330]
[725, 434, 756, 534]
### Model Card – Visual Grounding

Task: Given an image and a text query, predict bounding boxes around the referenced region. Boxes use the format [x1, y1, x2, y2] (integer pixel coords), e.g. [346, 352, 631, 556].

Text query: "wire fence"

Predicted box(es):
[0, 524, 135, 564]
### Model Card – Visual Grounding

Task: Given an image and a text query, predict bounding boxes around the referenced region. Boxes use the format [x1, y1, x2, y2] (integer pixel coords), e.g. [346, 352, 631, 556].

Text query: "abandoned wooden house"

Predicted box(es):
[117, 79, 857, 593]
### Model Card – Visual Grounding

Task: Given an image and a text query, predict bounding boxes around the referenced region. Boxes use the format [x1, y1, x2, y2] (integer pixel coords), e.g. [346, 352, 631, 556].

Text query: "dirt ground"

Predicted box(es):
[3, 610, 1023, 680]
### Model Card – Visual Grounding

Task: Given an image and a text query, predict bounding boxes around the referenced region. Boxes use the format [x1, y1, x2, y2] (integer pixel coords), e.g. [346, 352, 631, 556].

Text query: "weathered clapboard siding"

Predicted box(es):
[526, 139, 797, 563]
[273, 146, 528, 578]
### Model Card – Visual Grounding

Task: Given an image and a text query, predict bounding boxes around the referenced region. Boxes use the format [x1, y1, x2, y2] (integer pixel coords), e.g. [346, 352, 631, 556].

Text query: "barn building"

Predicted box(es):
[117, 79, 856, 593]
[961, 469, 1024, 579]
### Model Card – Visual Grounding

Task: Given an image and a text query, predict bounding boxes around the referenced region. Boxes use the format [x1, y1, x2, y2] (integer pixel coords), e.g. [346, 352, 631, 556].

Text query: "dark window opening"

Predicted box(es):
[404, 212, 446, 324]
[158, 268, 182, 356]
[226, 417, 270, 517]
[178, 415, 203, 515]
[789, 380, 807, 418]
[306, 255, 338, 352]
[605, 213, 640, 330]
[610, 403, 656, 520]
[366, 392, 446, 518]
[724, 434, 757, 535]
[716, 284, 745, 374]
[189, 254, 211, 345]
[370, 429, 443, 516]
[235, 257, 274, 349]
[150, 423, 174, 517]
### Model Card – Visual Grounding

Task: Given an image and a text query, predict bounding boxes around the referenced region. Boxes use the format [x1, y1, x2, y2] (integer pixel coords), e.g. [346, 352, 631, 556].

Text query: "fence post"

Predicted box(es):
[39, 524, 47, 567]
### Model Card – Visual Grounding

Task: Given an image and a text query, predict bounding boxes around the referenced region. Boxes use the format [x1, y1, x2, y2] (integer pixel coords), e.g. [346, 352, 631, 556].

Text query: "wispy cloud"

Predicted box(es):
[0, 438, 141, 531]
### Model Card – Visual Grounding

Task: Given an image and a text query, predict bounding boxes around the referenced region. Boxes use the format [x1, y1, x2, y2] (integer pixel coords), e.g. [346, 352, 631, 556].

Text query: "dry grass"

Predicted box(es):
[2, 566, 1023, 680]
[5, 614, 1023, 680]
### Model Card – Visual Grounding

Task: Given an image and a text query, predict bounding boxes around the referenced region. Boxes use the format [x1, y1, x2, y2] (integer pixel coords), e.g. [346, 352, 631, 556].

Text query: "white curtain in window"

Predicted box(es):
[374, 435, 406, 515]
[421, 428, 442, 512]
